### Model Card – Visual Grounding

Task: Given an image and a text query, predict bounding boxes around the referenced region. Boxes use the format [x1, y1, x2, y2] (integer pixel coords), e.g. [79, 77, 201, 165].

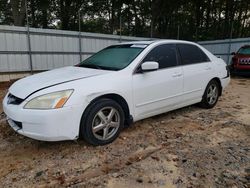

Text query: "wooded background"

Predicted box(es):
[0, 0, 249, 41]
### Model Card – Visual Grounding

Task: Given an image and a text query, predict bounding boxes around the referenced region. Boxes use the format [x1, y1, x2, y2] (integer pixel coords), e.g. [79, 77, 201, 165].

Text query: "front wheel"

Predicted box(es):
[200, 80, 220, 109]
[80, 98, 124, 146]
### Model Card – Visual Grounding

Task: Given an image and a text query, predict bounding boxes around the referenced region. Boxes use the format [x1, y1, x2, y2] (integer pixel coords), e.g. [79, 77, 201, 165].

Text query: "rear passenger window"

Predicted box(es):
[143, 44, 178, 69]
[177, 44, 210, 65]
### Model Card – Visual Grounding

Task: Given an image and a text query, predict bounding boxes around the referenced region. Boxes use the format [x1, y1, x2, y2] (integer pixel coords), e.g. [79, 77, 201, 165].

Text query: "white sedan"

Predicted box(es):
[3, 40, 230, 145]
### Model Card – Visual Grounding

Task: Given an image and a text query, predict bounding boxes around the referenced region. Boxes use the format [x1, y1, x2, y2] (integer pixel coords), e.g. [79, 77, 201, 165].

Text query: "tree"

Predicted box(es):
[0, 0, 249, 40]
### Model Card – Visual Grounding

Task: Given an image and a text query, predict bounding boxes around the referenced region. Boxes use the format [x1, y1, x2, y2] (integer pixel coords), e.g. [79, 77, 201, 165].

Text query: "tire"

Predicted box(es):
[80, 98, 125, 146]
[200, 80, 220, 109]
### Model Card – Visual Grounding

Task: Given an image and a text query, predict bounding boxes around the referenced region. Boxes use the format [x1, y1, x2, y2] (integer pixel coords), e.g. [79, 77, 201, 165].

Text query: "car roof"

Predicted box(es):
[241, 45, 250, 48]
[120, 39, 197, 45]
[119, 40, 155, 45]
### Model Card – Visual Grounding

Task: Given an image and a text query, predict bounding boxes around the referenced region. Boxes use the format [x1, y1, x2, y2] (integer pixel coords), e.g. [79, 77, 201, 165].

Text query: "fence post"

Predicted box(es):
[78, 9, 82, 62]
[177, 25, 180, 40]
[119, 15, 122, 43]
[150, 19, 153, 39]
[226, 22, 234, 65]
[25, 0, 33, 74]
[195, 27, 198, 42]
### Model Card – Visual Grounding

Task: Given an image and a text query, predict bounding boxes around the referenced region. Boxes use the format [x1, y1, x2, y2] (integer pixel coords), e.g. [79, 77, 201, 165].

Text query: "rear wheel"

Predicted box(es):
[80, 98, 124, 146]
[200, 80, 220, 109]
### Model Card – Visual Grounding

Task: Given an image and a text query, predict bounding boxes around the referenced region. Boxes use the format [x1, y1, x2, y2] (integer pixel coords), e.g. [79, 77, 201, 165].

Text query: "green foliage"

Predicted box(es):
[0, 0, 249, 41]
[0, 0, 12, 24]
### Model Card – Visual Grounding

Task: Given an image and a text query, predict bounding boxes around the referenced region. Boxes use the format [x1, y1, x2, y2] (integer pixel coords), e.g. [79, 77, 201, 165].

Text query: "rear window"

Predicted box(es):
[177, 44, 210, 65]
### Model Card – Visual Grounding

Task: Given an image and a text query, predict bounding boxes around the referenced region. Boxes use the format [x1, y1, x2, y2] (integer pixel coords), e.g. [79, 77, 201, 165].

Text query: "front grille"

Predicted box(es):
[7, 93, 24, 105]
[239, 58, 250, 65]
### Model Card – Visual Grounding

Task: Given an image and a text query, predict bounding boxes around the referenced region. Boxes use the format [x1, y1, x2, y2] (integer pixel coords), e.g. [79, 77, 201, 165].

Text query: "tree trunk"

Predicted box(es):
[10, 0, 26, 26]
[39, 0, 49, 28]
[59, 0, 71, 30]
[110, 0, 115, 33]
[41, 8, 48, 28]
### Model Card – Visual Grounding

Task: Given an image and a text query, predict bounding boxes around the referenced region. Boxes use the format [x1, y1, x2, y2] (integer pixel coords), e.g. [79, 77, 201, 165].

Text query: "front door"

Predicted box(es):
[132, 44, 183, 120]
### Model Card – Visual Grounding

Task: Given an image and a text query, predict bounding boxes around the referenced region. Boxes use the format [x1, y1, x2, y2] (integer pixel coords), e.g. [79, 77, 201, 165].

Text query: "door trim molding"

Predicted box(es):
[135, 88, 201, 107]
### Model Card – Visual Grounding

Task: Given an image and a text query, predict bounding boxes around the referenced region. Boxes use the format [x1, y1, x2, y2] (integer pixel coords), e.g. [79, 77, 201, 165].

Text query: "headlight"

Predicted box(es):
[24, 90, 73, 109]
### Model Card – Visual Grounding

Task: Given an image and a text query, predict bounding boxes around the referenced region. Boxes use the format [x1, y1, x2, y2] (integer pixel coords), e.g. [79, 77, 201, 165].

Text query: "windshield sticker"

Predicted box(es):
[131, 44, 147, 48]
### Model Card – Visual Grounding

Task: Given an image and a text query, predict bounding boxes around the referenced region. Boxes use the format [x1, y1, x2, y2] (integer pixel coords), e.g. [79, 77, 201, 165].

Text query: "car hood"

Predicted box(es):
[234, 54, 250, 58]
[9, 66, 112, 99]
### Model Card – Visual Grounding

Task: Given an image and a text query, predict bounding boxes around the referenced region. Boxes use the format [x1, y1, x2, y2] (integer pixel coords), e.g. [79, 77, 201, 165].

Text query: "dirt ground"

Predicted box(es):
[0, 78, 249, 188]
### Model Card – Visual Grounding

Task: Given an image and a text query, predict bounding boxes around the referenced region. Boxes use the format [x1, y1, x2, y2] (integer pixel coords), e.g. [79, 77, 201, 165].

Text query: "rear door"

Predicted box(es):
[132, 44, 183, 120]
[177, 43, 212, 101]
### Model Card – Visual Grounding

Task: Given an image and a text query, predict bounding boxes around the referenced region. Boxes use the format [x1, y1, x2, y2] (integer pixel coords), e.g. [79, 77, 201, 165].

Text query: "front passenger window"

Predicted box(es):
[143, 44, 178, 69]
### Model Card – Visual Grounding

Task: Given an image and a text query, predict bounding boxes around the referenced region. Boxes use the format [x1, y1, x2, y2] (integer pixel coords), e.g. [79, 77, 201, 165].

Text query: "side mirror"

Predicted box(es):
[141, 61, 159, 72]
[231, 52, 236, 55]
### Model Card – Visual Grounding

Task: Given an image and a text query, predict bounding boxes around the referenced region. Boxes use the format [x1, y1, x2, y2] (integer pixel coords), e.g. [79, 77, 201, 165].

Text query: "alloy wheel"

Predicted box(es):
[92, 107, 120, 141]
[207, 84, 218, 105]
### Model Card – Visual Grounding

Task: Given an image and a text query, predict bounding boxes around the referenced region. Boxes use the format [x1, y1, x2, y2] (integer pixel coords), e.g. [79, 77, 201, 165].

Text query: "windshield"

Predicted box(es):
[238, 47, 250, 55]
[78, 44, 147, 71]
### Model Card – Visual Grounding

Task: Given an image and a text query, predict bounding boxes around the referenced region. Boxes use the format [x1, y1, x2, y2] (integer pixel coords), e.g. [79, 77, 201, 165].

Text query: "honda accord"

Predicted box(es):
[3, 40, 230, 145]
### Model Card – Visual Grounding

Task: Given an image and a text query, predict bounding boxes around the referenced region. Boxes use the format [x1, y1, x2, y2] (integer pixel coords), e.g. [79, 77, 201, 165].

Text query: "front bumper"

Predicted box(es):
[3, 95, 84, 141]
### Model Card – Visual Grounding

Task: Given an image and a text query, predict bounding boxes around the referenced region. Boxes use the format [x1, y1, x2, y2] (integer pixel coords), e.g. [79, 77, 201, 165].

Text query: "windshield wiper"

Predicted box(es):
[79, 64, 103, 70]
[79, 64, 120, 71]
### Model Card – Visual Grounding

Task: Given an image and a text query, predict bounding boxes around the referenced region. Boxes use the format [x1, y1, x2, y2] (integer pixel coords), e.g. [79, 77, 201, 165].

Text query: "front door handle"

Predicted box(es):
[172, 73, 182, 77]
[205, 66, 212, 70]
